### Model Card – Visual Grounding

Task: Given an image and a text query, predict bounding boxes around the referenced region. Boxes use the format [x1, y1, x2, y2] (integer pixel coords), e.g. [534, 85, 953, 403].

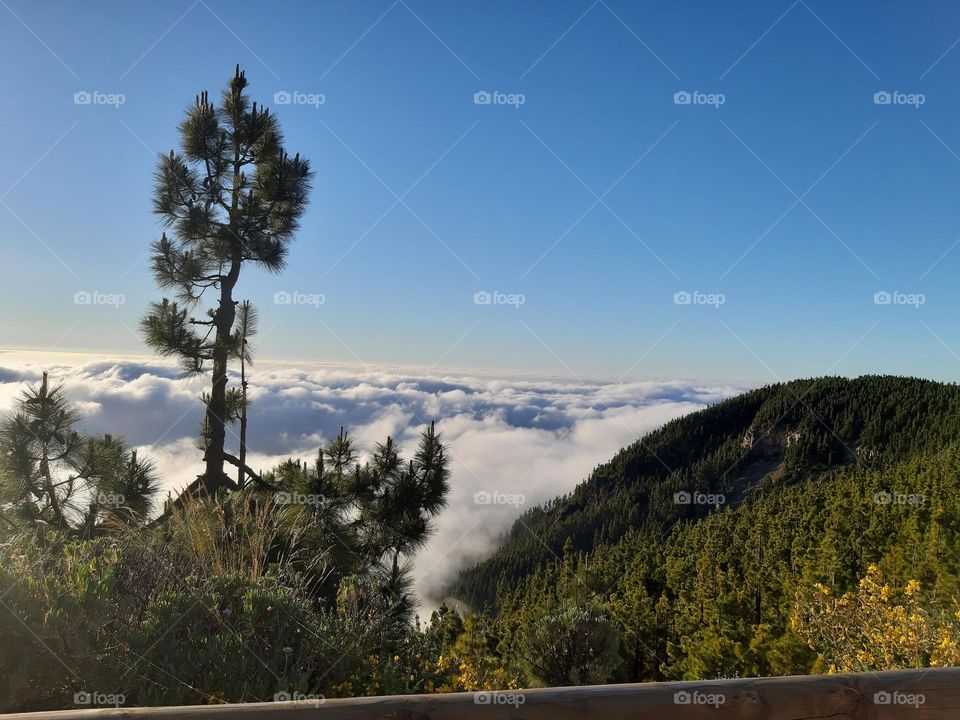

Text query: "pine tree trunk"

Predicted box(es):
[237, 351, 248, 489]
[41, 450, 66, 528]
[38, 374, 67, 526]
[203, 260, 239, 493]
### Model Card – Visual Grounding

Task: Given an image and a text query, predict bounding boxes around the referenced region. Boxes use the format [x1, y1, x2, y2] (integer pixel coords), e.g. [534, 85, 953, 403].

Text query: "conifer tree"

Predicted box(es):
[0, 372, 157, 532]
[141, 67, 312, 493]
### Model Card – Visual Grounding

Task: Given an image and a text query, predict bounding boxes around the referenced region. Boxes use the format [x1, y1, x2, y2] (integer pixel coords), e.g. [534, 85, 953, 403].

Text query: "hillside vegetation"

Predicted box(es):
[4, 375, 959, 711]
[445, 376, 960, 682]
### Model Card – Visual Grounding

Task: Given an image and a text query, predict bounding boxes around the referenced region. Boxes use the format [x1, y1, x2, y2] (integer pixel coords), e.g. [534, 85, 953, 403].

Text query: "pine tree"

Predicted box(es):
[141, 66, 312, 493]
[0, 372, 157, 532]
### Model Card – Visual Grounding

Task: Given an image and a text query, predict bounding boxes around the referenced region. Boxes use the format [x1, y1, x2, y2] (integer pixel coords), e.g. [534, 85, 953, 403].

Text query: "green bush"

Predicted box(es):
[524, 603, 622, 686]
[128, 573, 329, 705]
[0, 536, 127, 712]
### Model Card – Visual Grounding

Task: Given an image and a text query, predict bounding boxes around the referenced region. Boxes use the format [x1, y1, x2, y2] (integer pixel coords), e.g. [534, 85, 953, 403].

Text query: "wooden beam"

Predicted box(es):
[3, 667, 958, 719]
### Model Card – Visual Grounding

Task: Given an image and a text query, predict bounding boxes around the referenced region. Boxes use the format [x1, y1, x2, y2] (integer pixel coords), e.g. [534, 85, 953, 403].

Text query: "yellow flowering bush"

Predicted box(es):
[791, 565, 960, 672]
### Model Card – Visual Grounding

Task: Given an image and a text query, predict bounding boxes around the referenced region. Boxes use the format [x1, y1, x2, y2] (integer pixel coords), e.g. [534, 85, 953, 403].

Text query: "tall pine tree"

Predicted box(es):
[141, 66, 312, 493]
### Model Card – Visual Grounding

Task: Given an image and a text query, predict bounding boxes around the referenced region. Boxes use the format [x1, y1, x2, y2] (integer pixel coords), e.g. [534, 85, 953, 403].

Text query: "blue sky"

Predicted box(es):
[3, 0, 960, 382]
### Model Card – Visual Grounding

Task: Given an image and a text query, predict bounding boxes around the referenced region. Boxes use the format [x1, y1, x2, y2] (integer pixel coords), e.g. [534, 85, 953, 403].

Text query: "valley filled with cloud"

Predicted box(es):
[0, 351, 745, 607]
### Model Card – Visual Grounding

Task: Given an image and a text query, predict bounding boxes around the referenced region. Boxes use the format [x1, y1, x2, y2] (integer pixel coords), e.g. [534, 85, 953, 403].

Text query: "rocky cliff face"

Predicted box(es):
[740, 426, 801, 456]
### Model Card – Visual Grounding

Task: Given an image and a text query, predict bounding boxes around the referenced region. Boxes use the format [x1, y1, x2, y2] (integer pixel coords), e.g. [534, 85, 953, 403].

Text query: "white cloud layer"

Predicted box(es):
[0, 351, 746, 610]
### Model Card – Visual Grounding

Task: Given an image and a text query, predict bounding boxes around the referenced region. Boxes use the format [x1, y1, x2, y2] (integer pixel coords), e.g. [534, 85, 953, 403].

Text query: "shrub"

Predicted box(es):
[524, 603, 622, 686]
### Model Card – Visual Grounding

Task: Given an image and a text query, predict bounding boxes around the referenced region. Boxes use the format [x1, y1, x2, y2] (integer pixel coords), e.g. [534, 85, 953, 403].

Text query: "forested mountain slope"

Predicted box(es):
[450, 376, 960, 608]
[442, 376, 960, 682]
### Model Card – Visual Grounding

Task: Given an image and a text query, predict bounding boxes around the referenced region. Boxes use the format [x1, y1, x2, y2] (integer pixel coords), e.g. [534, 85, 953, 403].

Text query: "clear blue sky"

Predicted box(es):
[3, 0, 960, 382]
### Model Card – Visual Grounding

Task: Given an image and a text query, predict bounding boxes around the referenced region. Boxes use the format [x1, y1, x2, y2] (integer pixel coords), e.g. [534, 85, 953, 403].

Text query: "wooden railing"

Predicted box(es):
[4, 667, 959, 719]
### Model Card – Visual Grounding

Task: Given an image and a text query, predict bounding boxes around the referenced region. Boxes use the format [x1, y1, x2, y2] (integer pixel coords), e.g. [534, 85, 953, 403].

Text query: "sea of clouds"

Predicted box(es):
[0, 351, 746, 610]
